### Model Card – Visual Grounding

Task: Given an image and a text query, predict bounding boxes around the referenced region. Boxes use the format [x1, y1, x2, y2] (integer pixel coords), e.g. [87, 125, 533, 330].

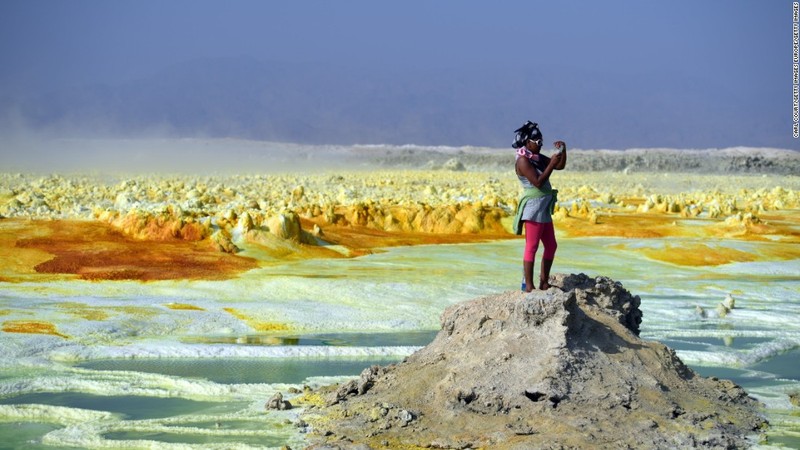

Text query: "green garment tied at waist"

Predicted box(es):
[513, 187, 558, 235]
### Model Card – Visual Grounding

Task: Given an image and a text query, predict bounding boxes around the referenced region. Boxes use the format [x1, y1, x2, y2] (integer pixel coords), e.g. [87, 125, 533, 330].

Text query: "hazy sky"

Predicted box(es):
[0, 0, 794, 150]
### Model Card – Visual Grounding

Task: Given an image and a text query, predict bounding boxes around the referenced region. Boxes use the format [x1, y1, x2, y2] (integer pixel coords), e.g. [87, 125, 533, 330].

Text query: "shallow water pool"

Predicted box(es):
[0, 236, 798, 448]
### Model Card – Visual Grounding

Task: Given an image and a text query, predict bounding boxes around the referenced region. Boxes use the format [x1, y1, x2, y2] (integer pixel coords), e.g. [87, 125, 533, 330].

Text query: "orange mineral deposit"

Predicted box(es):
[2, 320, 69, 339]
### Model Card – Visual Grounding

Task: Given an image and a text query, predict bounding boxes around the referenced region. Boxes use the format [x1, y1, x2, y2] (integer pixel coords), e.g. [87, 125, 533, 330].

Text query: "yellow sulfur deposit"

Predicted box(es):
[611, 242, 757, 267]
[56, 302, 110, 321]
[164, 303, 206, 311]
[1, 162, 799, 279]
[222, 307, 292, 332]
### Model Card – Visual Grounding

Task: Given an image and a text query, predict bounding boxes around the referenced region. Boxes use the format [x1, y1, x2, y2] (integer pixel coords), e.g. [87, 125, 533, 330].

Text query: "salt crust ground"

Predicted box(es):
[2, 146, 799, 284]
[300, 274, 767, 450]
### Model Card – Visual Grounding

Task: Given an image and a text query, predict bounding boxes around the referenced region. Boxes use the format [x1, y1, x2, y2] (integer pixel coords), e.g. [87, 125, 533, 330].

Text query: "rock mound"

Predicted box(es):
[302, 274, 766, 449]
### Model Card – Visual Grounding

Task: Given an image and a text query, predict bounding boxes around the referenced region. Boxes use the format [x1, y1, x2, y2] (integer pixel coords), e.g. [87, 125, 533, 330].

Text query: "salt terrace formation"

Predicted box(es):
[1, 147, 799, 280]
[298, 274, 767, 449]
[1, 170, 798, 241]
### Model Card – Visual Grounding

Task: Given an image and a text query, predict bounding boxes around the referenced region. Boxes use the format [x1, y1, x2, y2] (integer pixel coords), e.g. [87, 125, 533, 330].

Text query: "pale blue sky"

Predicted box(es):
[0, 0, 794, 149]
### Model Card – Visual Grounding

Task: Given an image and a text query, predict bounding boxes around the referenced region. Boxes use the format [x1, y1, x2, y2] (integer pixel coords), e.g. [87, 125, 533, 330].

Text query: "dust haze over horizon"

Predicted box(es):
[0, 1, 796, 173]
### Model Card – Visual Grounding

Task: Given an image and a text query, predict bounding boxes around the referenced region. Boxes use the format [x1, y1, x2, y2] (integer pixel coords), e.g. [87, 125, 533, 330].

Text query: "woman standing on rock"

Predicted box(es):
[512, 121, 566, 292]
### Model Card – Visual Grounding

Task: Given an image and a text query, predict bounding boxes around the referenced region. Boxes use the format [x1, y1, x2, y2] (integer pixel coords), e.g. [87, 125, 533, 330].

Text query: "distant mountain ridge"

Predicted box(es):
[0, 56, 791, 149]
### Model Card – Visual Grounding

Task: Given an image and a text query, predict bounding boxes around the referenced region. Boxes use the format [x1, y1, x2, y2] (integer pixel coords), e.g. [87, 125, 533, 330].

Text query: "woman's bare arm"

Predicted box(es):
[516, 153, 561, 188]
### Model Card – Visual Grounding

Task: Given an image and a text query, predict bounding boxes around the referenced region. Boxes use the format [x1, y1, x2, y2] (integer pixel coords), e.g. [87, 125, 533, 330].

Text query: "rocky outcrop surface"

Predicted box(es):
[366, 146, 800, 175]
[301, 274, 766, 449]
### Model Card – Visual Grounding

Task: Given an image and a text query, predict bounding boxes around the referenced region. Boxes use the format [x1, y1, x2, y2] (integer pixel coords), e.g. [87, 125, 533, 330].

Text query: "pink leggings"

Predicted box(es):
[523, 221, 557, 262]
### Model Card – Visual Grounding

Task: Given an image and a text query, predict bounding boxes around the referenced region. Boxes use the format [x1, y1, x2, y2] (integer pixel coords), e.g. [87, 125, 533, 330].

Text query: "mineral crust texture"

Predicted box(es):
[301, 273, 766, 449]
